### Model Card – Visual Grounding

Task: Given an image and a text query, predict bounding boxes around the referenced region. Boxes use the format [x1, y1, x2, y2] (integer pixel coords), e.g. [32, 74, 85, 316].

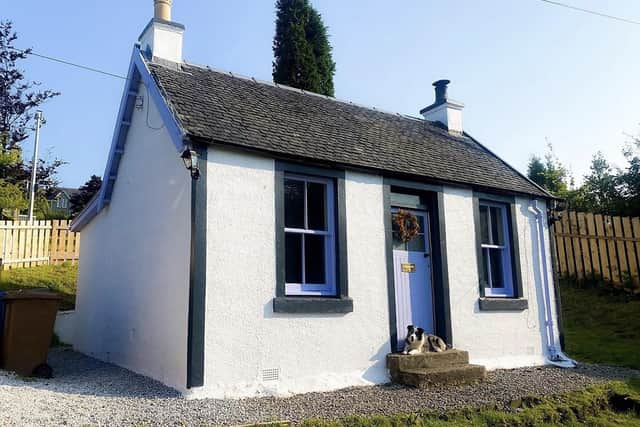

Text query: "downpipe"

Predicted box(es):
[530, 200, 577, 368]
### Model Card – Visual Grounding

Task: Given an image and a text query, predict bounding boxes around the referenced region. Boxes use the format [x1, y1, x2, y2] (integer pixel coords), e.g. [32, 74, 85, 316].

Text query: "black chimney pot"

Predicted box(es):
[433, 79, 450, 105]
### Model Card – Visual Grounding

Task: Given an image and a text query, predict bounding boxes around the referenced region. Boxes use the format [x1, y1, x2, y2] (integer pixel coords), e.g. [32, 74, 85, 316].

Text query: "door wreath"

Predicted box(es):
[393, 209, 420, 242]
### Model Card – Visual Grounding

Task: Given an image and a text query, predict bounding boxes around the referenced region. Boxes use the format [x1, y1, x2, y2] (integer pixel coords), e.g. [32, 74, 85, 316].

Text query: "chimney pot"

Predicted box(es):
[433, 79, 450, 105]
[154, 0, 173, 21]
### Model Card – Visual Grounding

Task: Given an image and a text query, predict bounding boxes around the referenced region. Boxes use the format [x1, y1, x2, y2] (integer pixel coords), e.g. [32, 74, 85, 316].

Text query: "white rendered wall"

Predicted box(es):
[190, 147, 391, 399]
[54, 311, 75, 346]
[442, 187, 560, 369]
[73, 82, 191, 392]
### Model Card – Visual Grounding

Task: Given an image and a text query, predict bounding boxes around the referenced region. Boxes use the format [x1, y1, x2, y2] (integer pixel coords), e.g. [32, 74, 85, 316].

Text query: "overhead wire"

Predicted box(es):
[10, 47, 127, 80]
[10, 1, 640, 84]
[537, 0, 640, 26]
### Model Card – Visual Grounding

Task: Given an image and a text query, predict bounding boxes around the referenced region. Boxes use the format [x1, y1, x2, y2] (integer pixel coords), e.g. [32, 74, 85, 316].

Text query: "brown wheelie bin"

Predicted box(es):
[0, 290, 61, 377]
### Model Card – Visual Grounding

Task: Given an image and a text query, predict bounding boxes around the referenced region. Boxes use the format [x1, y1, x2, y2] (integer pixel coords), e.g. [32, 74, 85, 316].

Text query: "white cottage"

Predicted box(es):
[71, 1, 573, 399]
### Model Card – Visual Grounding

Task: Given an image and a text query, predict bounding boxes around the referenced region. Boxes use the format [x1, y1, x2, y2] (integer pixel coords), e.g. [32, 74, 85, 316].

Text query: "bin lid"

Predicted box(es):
[0, 289, 63, 301]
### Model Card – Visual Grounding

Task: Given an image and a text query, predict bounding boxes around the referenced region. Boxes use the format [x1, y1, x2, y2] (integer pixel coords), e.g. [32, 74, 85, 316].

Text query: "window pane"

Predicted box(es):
[284, 179, 305, 228]
[285, 233, 302, 283]
[489, 248, 504, 288]
[490, 206, 505, 246]
[307, 182, 326, 230]
[479, 205, 490, 244]
[391, 217, 404, 249]
[304, 234, 326, 284]
[415, 215, 425, 234]
[407, 234, 426, 252]
[480, 248, 489, 287]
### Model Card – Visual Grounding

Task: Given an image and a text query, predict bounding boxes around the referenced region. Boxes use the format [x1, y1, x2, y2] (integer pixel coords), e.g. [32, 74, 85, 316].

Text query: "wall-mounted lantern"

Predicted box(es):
[181, 147, 200, 180]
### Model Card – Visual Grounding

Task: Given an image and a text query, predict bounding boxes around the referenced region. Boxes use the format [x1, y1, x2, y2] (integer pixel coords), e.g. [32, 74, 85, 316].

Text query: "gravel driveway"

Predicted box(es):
[0, 348, 637, 426]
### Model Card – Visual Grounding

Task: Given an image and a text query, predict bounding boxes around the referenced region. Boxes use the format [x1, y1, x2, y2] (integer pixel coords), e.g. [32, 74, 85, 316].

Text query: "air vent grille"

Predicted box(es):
[262, 368, 280, 382]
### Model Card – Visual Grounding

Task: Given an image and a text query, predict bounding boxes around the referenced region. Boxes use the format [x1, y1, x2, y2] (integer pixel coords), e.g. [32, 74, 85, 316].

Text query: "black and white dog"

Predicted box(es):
[403, 325, 447, 354]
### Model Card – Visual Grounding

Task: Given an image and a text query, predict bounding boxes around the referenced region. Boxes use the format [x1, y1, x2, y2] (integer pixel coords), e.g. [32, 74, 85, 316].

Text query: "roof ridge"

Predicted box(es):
[176, 59, 458, 135]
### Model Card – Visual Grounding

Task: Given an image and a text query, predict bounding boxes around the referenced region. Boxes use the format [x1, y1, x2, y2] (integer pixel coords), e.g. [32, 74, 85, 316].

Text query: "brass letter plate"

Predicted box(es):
[401, 263, 416, 273]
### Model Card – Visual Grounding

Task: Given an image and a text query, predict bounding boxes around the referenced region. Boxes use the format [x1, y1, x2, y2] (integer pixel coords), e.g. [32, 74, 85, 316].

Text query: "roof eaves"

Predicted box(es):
[462, 131, 556, 199]
[73, 46, 189, 231]
[69, 192, 100, 232]
[190, 134, 551, 200]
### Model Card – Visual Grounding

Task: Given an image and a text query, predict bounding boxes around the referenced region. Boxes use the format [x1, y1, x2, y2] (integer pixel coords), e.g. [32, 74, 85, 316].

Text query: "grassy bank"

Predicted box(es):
[0, 263, 78, 311]
[299, 380, 640, 426]
[561, 282, 640, 370]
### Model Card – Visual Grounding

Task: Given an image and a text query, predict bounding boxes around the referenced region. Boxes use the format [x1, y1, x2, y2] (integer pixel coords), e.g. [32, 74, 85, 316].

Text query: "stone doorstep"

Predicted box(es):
[387, 349, 470, 371]
[387, 350, 487, 388]
[391, 364, 487, 388]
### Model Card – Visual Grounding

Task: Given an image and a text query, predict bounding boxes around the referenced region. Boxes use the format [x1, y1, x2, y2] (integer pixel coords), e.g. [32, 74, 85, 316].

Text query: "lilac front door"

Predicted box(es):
[391, 208, 435, 351]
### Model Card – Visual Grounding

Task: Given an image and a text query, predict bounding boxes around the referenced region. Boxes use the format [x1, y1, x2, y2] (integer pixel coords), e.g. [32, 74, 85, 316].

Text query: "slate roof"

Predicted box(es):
[49, 187, 79, 200]
[148, 61, 549, 198]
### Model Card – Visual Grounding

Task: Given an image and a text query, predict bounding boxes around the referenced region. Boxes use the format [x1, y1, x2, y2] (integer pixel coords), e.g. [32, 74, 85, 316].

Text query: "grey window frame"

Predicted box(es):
[478, 200, 514, 297]
[472, 192, 527, 311]
[283, 174, 337, 296]
[273, 162, 352, 314]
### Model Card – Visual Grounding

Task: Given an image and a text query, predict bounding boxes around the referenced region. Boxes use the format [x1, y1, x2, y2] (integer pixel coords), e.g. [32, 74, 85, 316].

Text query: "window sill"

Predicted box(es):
[273, 296, 353, 314]
[478, 297, 528, 311]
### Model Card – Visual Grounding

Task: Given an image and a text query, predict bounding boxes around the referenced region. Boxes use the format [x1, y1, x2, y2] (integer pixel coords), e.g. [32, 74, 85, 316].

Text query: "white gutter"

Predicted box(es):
[530, 200, 577, 368]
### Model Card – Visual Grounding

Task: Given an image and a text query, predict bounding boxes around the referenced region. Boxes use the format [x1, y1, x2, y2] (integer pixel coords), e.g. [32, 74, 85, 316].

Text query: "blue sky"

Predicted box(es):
[5, 0, 640, 187]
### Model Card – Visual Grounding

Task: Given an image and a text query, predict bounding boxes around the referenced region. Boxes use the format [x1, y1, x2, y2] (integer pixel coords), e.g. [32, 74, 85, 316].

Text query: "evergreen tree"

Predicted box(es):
[272, 0, 336, 96]
[70, 175, 102, 217]
[526, 144, 570, 196]
[0, 20, 62, 212]
[620, 137, 640, 216]
[577, 152, 624, 215]
[527, 155, 546, 188]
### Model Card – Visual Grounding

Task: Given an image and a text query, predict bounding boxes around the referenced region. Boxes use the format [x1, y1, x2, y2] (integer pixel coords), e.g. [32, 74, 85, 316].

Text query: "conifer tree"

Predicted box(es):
[272, 0, 336, 96]
[70, 175, 102, 217]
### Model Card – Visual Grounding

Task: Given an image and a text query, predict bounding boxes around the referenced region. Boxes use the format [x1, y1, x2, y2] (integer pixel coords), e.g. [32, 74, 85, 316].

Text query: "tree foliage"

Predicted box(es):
[528, 138, 640, 217]
[272, 0, 336, 96]
[527, 144, 570, 196]
[573, 153, 624, 215]
[70, 175, 102, 217]
[0, 20, 62, 212]
[620, 137, 640, 215]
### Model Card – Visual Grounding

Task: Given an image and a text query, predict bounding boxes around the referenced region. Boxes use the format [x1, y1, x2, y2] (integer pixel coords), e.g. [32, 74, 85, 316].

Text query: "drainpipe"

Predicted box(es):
[530, 200, 576, 368]
[184, 144, 206, 388]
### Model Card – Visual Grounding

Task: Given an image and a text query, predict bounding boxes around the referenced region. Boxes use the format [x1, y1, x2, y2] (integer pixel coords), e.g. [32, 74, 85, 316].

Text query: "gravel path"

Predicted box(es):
[0, 348, 637, 426]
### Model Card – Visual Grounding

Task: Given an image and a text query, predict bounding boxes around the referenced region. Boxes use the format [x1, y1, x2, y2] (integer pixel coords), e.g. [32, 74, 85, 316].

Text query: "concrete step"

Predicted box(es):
[387, 349, 469, 371]
[390, 364, 486, 388]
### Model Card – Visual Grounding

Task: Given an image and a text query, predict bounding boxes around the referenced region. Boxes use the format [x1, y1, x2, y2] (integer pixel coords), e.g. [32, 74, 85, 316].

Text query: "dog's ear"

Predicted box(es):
[416, 328, 424, 338]
[407, 325, 414, 331]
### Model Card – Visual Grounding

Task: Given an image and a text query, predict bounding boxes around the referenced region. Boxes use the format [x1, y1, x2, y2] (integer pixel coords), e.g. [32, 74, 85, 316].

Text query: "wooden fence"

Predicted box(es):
[551, 211, 640, 286]
[0, 220, 80, 270]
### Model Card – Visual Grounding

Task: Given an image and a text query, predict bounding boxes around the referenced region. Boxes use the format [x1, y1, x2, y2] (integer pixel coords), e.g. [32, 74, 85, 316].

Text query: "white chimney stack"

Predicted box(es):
[139, 0, 184, 63]
[420, 80, 464, 135]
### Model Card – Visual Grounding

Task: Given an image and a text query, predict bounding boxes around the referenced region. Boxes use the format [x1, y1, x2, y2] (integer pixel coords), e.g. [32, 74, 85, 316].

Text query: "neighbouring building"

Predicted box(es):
[71, 0, 571, 399]
[47, 187, 79, 218]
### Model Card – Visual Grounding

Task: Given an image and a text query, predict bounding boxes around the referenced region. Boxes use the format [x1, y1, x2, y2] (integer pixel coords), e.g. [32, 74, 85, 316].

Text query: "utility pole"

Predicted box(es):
[28, 111, 43, 223]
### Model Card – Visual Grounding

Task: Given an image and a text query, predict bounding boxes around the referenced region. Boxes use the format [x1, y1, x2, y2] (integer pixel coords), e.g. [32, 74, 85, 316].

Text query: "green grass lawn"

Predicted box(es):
[298, 380, 640, 426]
[0, 263, 78, 311]
[561, 282, 640, 370]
